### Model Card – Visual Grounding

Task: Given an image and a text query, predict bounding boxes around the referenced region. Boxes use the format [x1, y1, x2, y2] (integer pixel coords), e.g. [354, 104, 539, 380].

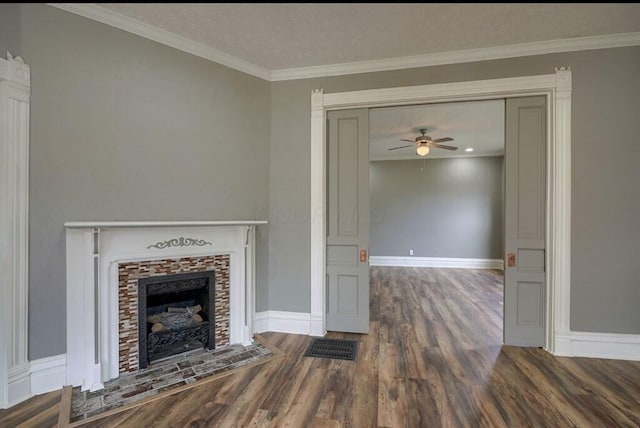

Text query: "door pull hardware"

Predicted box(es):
[507, 252, 516, 268]
[360, 249, 368, 263]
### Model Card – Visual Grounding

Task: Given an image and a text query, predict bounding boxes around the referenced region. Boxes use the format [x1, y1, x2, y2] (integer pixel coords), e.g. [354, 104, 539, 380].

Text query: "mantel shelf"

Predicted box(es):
[64, 220, 268, 229]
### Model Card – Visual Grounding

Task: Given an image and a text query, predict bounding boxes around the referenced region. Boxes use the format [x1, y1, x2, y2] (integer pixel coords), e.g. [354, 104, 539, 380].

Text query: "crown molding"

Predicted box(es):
[271, 32, 640, 81]
[48, 3, 271, 81]
[47, 4, 640, 83]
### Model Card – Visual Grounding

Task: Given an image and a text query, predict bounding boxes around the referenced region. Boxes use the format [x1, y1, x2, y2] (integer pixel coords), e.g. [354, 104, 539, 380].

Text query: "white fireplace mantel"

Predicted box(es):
[64, 220, 268, 228]
[65, 220, 266, 392]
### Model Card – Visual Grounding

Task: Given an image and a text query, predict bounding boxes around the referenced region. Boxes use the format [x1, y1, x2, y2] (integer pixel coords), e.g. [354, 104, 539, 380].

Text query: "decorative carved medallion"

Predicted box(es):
[147, 237, 212, 249]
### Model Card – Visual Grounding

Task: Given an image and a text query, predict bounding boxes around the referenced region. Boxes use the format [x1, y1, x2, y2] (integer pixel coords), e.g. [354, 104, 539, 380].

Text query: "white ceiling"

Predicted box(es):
[96, 3, 640, 71]
[369, 100, 505, 161]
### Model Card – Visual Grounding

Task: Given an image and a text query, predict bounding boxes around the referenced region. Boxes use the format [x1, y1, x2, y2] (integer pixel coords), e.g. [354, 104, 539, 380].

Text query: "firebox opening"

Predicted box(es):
[137, 270, 215, 369]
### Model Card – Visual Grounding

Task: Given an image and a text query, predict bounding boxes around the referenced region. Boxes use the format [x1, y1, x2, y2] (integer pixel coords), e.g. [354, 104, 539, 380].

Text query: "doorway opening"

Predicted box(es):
[326, 96, 548, 346]
[367, 98, 507, 346]
[310, 70, 573, 355]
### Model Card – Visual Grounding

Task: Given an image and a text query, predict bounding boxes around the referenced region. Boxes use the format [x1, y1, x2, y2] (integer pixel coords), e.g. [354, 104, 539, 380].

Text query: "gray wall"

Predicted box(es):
[370, 157, 504, 259]
[7, 4, 640, 362]
[18, 4, 271, 359]
[269, 46, 640, 334]
[0, 4, 20, 55]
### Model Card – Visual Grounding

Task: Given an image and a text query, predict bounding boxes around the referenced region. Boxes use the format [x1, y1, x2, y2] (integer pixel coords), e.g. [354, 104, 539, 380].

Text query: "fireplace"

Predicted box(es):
[65, 221, 265, 392]
[118, 254, 230, 374]
[138, 271, 215, 369]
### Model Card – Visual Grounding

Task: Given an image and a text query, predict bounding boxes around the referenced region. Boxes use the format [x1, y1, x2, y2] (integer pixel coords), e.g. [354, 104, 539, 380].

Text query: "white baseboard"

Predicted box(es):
[2, 355, 68, 409]
[257, 312, 640, 361]
[310, 315, 325, 337]
[253, 311, 270, 334]
[370, 256, 504, 270]
[552, 331, 573, 356]
[553, 331, 640, 361]
[30, 354, 67, 395]
[6, 363, 31, 408]
[253, 311, 311, 335]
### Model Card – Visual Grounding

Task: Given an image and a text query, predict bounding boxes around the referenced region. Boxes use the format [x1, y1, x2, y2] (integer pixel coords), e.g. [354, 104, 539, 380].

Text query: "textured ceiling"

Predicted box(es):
[369, 100, 505, 161]
[97, 3, 640, 70]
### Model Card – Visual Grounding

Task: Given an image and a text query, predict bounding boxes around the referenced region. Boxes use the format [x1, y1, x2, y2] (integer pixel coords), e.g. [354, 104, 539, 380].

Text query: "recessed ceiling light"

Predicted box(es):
[465, 148, 474, 152]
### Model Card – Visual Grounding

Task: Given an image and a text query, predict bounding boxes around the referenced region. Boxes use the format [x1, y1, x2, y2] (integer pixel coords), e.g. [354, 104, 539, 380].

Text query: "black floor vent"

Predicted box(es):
[304, 338, 358, 361]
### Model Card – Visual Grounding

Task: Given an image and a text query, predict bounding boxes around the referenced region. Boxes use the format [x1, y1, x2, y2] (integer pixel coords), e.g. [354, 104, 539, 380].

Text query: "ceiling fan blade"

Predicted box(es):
[400, 139, 414, 143]
[429, 143, 458, 150]
[387, 144, 414, 151]
[432, 137, 454, 143]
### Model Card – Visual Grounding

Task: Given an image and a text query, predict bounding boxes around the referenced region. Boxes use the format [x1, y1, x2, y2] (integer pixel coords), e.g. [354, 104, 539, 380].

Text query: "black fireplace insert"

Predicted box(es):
[137, 270, 215, 369]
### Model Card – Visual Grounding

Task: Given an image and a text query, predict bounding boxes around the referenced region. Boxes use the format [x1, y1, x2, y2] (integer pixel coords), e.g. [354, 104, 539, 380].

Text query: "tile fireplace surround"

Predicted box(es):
[118, 255, 229, 374]
[65, 220, 266, 392]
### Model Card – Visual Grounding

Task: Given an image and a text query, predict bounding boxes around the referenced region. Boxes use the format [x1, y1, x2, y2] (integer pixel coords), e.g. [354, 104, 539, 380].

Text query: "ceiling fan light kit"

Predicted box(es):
[388, 127, 458, 157]
[416, 144, 430, 156]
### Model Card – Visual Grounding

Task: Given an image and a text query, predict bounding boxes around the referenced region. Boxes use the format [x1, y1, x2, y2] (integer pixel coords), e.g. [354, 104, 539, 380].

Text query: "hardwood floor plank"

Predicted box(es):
[4, 267, 640, 427]
[273, 367, 327, 427]
[377, 377, 407, 428]
[212, 364, 264, 405]
[315, 360, 353, 421]
[404, 378, 440, 428]
[467, 386, 507, 428]
[397, 324, 425, 380]
[58, 386, 72, 428]
[260, 345, 314, 418]
[0, 390, 61, 428]
[215, 359, 284, 427]
[177, 401, 230, 428]
[246, 408, 270, 428]
[82, 404, 151, 427]
[15, 401, 59, 428]
[346, 322, 378, 428]
[311, 417, 342, 428]
[377, 343, 407, 428]
[422, 357, 460, 427]
[500, 348, 595, 426]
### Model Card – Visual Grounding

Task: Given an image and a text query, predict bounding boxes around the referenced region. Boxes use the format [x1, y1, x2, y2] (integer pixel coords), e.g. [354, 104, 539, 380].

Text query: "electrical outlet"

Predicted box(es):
[409, 249, 413, 256]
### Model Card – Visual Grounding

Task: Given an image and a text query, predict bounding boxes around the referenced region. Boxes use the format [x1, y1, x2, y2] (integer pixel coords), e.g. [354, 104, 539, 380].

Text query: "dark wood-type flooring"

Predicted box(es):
[2, 267, 640, 427]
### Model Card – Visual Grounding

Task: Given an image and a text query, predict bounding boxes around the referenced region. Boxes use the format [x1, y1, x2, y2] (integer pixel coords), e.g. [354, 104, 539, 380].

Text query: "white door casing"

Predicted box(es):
[310, 69, 572, 355]
[0, 54, 31, 409]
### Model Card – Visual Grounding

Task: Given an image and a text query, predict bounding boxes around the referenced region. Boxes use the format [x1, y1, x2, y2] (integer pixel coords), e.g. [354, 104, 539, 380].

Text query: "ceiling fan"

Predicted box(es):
[388, 128, 457, 156]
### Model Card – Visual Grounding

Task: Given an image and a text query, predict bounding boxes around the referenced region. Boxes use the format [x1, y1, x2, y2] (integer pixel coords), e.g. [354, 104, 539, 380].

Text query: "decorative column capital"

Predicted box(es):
[311, 89, 324, 111]
[555, 67, 572, 97]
